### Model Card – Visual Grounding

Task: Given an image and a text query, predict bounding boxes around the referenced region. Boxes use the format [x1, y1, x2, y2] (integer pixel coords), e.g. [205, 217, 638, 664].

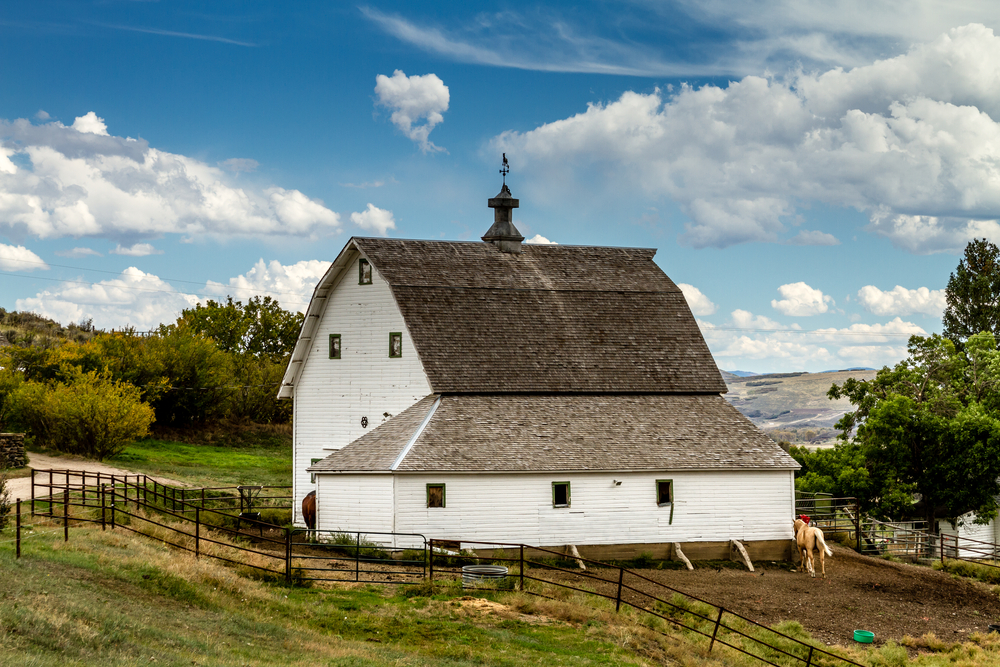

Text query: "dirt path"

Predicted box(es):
[4, 453, 186, 502]
[624, 546, 1000, 647]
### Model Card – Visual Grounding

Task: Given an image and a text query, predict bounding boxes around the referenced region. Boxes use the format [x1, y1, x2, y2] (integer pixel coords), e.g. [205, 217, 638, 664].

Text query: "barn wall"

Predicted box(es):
[388, 470, 795, 546]
[292, 251, 432, 524]
[939, 513, 998, 558]
[315, 473, 395, 535]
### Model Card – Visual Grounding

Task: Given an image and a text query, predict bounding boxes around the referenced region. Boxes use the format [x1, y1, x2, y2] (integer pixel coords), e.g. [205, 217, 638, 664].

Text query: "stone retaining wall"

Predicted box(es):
[0, 433, 26, 469]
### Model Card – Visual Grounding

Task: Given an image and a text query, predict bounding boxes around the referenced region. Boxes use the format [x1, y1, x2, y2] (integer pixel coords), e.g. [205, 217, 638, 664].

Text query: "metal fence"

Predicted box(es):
[794, 494, 860, 550]
[430, 539, 865, 667]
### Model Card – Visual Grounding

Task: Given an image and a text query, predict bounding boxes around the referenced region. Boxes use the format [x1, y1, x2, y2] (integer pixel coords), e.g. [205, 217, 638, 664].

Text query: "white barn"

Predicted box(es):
[279, 184, 799, 560]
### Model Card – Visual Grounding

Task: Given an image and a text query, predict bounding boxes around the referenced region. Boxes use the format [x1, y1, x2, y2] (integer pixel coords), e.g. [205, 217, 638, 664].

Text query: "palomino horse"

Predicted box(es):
[794, 518, 832, 578]
[302, 490, 317, 530]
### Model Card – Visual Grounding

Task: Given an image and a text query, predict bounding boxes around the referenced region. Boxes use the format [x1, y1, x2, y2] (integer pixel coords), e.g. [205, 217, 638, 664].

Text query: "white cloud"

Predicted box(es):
[55, 247, 102, 258]
[16, 267, 199, 331]
[856, 285, 947, 317]
[493, 25, 1000, 253]
[110, 243, 163, 257]
[374, 70, 449, 153]
[787, 230, 840, 246]
[349, 204, 396, 236]
[17, 258, 334, 331]
[0, 243, 47, 271]
[206, 258, 332, 312]
[218, 158, 259, 173]
[730, 309, 790, 330]
[0, 113, 342, 242]
[677, 283, 717, 316]
[71, 112, 109, 136]
[771, 282, 834, 316]
[525, 234, 557, 245]
[34, 110, 50, 121]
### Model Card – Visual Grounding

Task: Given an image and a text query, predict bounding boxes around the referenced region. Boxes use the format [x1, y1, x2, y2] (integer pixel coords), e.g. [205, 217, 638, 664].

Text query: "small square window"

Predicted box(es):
[427, 484, 445, 508]
[389, 332, 402, 358]
[359, 258, 372, 285]
[552, 481, 570, 508]
[310, 458, 322, 484]
[329, 334, 341, 359]
[657, 479, 673, 506]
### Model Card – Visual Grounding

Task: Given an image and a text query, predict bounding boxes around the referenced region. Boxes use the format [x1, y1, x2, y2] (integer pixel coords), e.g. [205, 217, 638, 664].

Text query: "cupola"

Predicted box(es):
[482, 154, 524, 254]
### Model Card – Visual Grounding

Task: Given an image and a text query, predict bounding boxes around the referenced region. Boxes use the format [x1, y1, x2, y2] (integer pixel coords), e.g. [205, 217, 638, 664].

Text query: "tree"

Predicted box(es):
[943, 239, 1000, 345]
[827, 332, 1000, 531]
[176, 296, 303, 361]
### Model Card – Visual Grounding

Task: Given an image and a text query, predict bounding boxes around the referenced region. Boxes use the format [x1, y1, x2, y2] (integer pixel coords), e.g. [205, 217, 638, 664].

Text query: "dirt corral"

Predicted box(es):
[626, 545, 1000, 647]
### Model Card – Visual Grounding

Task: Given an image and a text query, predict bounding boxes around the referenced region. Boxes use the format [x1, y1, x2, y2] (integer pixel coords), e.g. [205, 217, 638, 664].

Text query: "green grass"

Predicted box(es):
[0, 520, 683, 667]
[108, 438, 292, 487]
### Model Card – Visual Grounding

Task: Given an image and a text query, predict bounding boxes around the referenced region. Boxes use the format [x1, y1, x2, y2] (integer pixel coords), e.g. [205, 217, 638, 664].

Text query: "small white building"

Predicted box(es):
[280, 184, 799, 559]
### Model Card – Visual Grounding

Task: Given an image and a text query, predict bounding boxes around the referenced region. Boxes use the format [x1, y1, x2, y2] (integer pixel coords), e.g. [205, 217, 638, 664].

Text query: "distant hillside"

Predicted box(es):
[724, 369, 877, 447]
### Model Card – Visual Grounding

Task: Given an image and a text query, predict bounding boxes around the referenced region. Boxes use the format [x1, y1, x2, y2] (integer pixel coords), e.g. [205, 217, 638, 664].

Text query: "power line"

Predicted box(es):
[703, 326, 924, 337]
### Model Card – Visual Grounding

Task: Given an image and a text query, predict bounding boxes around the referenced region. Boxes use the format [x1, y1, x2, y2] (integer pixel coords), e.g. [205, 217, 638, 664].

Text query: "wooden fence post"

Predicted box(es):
[30, 469, 34, 517]
[15, 499, 21, 559]
[48, 470, 53, 517]
[63, 489, 69, 542]
[709, 607, 724, 651]
[81, 471, 86, 505]
[285, 528, 292, 584]
[101, 484, 106, 531]
[520, 544, 525, 592]
[854, 500, 861, 552]
[355, 533, 361, 582]
[428, 539, 434, 583]
[195, 507, 200, 559]
[615, 567, 624, 612]
[110, 492, 116, 530]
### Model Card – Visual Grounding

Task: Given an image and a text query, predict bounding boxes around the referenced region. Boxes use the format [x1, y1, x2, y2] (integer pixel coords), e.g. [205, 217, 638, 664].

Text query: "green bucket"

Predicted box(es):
[854, 630, 874, 644]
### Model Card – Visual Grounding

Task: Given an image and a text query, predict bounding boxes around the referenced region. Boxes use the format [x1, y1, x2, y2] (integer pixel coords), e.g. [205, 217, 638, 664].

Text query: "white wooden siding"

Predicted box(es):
[314, 469, 796, 545]
[291, 252, 432, 524]
[940, 513, 1000, 558]
[316, 474, 394, 535]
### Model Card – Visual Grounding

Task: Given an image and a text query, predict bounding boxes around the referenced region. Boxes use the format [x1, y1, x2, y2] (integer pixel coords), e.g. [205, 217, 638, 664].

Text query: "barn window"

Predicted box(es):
[427, 484, 446, 508]
[656, 479, 672, 506]
[310, 458, 322, 484]
[552, 481, 571, 508]
[329, 334, 341, 359]
[389, 332, 402, 358]
[359, 258, 372, 284]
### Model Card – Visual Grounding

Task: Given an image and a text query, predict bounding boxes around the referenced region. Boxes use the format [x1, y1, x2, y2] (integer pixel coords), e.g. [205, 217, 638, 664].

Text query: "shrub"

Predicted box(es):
[9, 370, 155, 460]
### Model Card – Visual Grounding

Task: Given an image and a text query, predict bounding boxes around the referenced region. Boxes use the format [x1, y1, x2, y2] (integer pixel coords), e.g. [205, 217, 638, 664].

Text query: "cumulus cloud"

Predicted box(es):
[493, 25, 1000, 253]
[16, 267, 200, 331]
[55, 247, 101, 258]
[0, 113, 342, 242]
[771, 282, 834, 316]
[206, 258, 332, 312]
[730, 309, 791, 330]
[110, 243, 162, 257]
[856, 285, 947, 317]
[0, 243, 47, 271]
[349, 204, 396, 236]
[374, 70, 449, 153]
[699, 314, 924, 371]
[677, 283, 717, 316]
[525, 234, 557, 244]
[71, 112, 109, 136]
[18, 258, 333, 330]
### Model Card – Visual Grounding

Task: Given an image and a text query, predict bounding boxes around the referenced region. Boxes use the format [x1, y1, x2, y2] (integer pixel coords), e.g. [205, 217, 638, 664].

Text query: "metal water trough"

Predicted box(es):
[462, 565, 509, 589]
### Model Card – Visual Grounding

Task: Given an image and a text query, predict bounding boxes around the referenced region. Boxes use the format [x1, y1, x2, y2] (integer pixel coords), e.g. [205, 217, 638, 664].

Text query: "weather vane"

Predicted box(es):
[500, 153, 509, 186]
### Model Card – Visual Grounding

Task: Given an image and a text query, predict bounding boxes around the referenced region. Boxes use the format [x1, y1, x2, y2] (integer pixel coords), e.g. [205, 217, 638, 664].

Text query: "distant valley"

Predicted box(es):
[722, 369, 877, 447]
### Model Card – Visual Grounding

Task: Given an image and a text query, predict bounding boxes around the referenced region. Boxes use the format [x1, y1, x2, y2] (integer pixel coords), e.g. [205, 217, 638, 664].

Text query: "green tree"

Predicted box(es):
[177, 296, 302, 361]
[828, 332, 1000, 530]
[943, 239, 1000, 345]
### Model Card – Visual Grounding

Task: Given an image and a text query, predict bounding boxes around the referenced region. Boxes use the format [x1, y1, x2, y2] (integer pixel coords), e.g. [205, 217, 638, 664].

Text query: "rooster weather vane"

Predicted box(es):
[500, 153, 510, 186]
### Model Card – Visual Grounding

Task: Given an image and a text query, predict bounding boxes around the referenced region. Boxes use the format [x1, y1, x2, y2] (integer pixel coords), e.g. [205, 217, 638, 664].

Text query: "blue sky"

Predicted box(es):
[3, 1, 1000, 372]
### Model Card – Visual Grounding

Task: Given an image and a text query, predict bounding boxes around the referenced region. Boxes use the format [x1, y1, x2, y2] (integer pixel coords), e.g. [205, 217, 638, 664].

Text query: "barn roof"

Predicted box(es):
[279, 237, 725, 395]
[308, 393, 799, 473]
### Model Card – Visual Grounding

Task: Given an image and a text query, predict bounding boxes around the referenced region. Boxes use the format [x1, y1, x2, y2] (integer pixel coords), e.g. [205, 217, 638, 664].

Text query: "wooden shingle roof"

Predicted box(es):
[309, 393, 799, 473]
[353, 238, 726, 394]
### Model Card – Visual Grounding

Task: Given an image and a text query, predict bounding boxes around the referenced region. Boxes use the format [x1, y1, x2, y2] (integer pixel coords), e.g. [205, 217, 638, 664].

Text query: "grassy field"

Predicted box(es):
[106, 437, 292, 488]
[0, 518, 715, 667]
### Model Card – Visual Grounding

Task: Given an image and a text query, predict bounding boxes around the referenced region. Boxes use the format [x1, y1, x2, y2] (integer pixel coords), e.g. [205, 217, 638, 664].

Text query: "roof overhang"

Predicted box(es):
[278, 238, 366, 400]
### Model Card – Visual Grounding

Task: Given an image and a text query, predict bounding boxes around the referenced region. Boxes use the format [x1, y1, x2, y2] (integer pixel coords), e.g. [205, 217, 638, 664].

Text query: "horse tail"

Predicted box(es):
[816, 529, 833, 557]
